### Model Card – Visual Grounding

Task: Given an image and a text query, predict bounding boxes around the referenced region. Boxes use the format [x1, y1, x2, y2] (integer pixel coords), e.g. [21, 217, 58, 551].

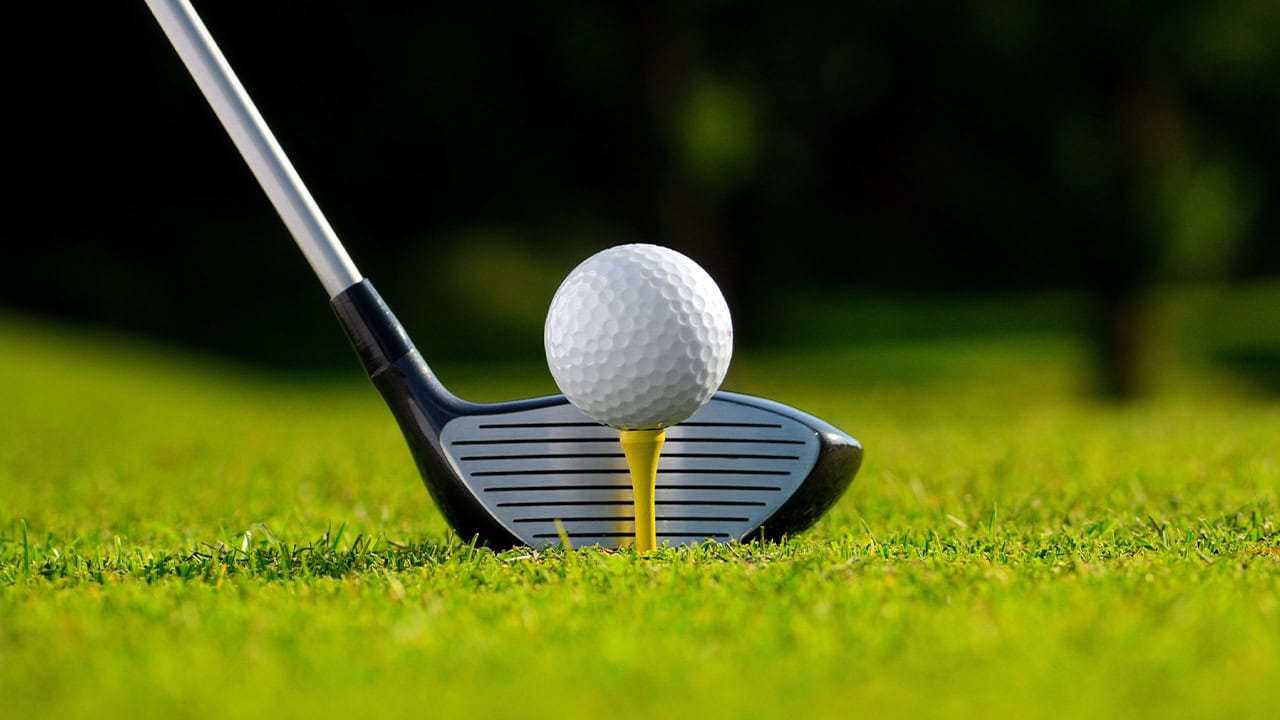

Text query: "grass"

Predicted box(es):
[1, 288, 1278, 719]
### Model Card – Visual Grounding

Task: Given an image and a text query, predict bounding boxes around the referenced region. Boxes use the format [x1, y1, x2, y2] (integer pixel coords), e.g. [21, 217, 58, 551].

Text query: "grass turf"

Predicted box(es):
[1, 292, 1277, 719]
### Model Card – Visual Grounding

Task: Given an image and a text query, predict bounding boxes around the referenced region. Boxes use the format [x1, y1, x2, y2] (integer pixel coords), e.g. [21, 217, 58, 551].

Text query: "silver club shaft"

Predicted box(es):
[145, 0, 362, 298]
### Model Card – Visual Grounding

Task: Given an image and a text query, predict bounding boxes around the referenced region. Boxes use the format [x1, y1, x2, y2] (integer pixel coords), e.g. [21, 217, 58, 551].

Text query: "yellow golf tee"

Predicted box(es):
[619, 428, 665, 552]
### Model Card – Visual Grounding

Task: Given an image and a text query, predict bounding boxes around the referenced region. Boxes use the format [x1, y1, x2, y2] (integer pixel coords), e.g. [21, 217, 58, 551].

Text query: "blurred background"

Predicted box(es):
[2, 0, 1278, 398]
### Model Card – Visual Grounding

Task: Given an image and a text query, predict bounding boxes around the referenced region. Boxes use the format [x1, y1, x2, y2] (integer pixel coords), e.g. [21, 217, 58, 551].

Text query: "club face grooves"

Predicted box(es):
[332, 280, 862, 549]
[440, 397, 832, 547]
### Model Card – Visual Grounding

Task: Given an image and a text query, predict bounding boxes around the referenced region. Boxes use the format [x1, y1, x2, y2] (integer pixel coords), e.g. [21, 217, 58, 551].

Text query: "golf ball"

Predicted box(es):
[545, 243, 733, 429]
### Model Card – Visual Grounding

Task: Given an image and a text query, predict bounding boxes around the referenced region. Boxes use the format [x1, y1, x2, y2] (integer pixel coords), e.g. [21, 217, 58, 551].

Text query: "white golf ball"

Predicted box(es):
[545, 243, 734, 429]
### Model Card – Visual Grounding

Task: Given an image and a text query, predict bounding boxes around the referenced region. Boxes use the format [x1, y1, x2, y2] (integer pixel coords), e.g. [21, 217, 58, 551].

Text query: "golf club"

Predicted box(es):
[145, 0, 863, 548]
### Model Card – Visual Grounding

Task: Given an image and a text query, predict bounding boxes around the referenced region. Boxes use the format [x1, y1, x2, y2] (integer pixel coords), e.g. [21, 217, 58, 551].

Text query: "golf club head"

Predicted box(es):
[334, 280, 861, 549]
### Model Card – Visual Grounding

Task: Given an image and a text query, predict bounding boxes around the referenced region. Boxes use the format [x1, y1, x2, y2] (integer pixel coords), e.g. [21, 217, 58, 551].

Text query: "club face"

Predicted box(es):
[439, 392, 861, 547]
[334, 281, 862, 548]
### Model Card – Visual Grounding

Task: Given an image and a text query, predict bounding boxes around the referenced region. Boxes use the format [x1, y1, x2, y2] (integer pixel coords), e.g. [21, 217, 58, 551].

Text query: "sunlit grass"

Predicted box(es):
[1, 288, 1277, 719]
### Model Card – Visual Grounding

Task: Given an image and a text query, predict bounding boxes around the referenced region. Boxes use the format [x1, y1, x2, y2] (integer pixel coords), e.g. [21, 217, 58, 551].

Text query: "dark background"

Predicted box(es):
[3, 1, 1278, 392]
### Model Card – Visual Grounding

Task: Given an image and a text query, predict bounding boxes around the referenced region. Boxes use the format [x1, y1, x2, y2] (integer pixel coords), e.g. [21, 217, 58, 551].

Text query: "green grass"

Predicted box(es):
[1, 290, 1278, 719]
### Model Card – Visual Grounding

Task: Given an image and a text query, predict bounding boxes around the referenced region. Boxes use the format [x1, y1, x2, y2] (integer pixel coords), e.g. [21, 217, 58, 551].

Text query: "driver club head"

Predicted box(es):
[334, 280, 862, 549]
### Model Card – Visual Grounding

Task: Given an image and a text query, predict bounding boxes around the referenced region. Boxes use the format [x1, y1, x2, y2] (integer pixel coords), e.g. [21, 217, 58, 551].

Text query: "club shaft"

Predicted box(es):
[145, 0, 362, 298]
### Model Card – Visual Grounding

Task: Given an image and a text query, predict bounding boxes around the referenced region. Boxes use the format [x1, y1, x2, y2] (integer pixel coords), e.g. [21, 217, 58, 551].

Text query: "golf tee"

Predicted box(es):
[619, 428, 665, 552]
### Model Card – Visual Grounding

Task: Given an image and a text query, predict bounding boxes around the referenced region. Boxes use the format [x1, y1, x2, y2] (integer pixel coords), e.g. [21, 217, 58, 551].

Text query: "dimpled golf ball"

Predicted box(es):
[545, 243, 733, 429]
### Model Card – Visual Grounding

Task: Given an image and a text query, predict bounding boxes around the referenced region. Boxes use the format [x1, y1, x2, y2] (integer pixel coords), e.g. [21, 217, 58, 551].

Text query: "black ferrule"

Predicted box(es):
[330, 280, 414, 376]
